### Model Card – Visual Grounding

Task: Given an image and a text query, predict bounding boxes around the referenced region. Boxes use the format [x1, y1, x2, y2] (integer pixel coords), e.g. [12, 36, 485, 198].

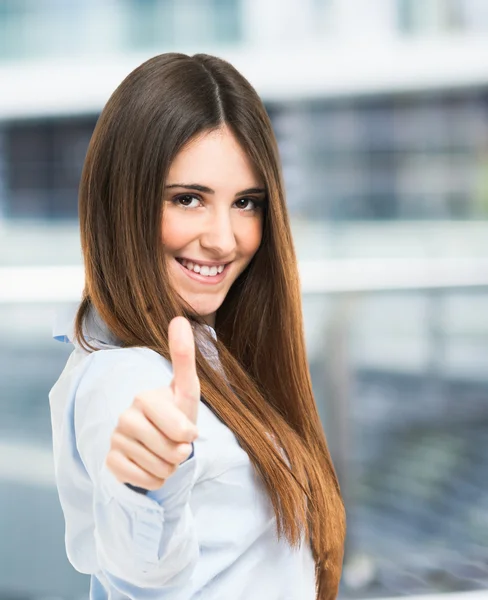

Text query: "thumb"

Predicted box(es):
[168, 316, 200, 425]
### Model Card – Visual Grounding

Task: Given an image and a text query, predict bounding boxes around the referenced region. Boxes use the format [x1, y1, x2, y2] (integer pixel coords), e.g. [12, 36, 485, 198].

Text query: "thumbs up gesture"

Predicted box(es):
[106, 317, 200, 491]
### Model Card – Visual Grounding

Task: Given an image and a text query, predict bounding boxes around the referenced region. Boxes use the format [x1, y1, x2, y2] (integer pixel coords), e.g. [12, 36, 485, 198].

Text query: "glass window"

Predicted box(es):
[5, 118, 95, 220]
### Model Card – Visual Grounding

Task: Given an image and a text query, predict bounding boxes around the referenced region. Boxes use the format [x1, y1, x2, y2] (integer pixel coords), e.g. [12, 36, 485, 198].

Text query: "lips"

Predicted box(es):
[177, 257, 225, 276]
[175, 257, 229, 284]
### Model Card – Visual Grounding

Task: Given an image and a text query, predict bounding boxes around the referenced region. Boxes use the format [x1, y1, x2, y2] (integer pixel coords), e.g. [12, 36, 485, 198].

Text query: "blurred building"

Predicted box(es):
[1, 1, 488, 599]
[1, 0, 488, 223]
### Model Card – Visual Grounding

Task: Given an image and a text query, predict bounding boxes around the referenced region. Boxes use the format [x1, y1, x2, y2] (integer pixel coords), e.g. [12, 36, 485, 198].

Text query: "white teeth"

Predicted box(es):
[179, 259, 226, 277]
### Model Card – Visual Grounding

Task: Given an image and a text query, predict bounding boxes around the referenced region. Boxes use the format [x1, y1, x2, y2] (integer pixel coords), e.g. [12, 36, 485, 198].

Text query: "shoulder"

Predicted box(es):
[74, 346, 174, 420]
[81, 345, 171, 376]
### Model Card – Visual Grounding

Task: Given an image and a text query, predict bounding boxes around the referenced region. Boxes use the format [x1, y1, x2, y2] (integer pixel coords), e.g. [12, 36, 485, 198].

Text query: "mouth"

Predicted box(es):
[175, 257, 231, 284]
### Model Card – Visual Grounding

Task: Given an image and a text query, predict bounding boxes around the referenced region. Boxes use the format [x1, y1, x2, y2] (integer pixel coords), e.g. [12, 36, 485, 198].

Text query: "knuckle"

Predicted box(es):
[184, 423, 199, 441]
[180, 387, 199, 403]
[117, 411, 133, 431]
[177, 422, 194, 441]
[156, 461, 176, 479]
[172, 347, 188, 360]
[175, 443, 192, 463]
[110, 431, 123, 449]
[132, 393, 148, 410]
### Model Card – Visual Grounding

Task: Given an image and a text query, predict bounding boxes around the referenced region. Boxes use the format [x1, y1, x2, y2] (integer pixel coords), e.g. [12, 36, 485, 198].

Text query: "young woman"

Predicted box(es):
[49, 52, 346, 600]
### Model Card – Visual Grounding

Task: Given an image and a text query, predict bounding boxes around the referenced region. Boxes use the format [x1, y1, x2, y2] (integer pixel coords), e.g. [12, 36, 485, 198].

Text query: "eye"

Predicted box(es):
[173, 194, 202, 209]
[234, 197, 262, 211]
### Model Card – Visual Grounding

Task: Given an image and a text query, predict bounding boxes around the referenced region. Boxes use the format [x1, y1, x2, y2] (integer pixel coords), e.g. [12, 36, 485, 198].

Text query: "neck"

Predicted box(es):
[202, 312, 216, 328]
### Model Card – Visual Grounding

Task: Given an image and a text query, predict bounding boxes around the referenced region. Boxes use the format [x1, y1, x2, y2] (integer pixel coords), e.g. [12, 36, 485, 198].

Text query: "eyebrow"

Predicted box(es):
[165, 183, 266, 197]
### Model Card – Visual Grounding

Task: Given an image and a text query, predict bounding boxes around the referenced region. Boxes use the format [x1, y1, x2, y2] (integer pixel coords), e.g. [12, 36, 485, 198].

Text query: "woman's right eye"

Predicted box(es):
[172, 194, 201, 209]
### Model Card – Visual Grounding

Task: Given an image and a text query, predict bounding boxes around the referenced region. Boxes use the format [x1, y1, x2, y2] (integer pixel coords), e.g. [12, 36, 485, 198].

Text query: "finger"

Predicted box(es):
[131, 392, 197, 443]
[111, 433, 180, 479]
[168, 317, 200, 423]
[106, 450, 166, 491]
[113, 414, 193, 465]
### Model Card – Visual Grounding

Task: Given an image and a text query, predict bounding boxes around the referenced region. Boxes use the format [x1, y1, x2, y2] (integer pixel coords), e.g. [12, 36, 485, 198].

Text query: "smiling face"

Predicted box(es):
[161, 126, 266, 327]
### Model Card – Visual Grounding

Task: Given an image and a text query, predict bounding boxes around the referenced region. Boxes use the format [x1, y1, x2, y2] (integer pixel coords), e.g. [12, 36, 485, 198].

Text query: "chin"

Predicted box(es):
[183, 297, 223, 321]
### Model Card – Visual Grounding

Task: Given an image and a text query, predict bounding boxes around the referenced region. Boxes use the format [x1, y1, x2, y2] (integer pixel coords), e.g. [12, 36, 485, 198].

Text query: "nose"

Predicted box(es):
[199, 206, 236, 258]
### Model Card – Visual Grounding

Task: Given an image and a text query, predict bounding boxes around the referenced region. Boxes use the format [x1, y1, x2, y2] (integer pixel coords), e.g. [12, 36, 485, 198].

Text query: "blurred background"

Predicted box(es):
[1, 1, 488, 599]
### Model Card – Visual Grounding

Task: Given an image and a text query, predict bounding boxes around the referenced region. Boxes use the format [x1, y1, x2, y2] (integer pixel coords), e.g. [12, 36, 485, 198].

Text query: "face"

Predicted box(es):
[161, 126, 266, 328]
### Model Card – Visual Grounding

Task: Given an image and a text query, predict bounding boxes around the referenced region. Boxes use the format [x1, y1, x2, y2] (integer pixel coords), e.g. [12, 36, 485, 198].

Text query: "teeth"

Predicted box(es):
[180, 259, 226, 277]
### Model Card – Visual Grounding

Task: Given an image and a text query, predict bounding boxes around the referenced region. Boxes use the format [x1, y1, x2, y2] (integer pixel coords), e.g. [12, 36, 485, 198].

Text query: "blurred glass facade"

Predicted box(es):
[1, 1, 488, 599]
[2, 0, 488, 62]
[3, 90, 488, 223]
[398, 0, 488, 33]
[272, 92, 488, 222]
[305, 287, 488, 597]
[0, 0, 242, 59]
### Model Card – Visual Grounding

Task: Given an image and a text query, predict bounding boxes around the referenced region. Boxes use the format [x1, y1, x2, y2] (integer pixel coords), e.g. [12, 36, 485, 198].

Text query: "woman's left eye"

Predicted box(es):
[234, 197, 257, 211]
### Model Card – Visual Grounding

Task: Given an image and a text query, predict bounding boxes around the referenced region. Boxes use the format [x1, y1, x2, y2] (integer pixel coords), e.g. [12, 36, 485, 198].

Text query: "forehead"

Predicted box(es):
[167, 127, 263, 188]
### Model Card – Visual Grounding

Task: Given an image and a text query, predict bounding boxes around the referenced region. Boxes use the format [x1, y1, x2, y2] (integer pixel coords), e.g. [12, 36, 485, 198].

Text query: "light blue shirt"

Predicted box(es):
[49, 304, 316, 599]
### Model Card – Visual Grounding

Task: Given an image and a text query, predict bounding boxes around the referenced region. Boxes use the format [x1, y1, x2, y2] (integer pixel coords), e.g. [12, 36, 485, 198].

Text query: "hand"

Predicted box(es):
[106, 317, 200, 490]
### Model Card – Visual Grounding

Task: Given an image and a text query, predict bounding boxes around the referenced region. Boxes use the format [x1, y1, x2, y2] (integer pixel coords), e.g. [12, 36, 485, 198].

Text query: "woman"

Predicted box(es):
[49, 52, 346, 599]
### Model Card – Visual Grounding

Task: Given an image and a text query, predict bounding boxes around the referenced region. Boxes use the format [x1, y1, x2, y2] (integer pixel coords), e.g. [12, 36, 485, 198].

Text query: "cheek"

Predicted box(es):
[161, 212, 192, 250]
[238, 217, 263, 258]
[242, 217, 263, 254]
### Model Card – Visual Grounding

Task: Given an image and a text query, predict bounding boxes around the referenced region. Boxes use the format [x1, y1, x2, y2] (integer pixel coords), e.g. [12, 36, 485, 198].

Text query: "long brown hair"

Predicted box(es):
[75, 52, 346, 599]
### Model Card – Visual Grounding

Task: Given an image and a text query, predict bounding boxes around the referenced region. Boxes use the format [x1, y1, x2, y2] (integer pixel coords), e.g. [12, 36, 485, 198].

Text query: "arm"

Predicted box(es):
[75, 351, 199, 591]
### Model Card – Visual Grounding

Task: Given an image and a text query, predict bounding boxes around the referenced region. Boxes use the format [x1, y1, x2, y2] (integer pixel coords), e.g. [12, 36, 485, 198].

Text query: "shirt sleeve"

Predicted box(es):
[74, 349, 199, 591]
